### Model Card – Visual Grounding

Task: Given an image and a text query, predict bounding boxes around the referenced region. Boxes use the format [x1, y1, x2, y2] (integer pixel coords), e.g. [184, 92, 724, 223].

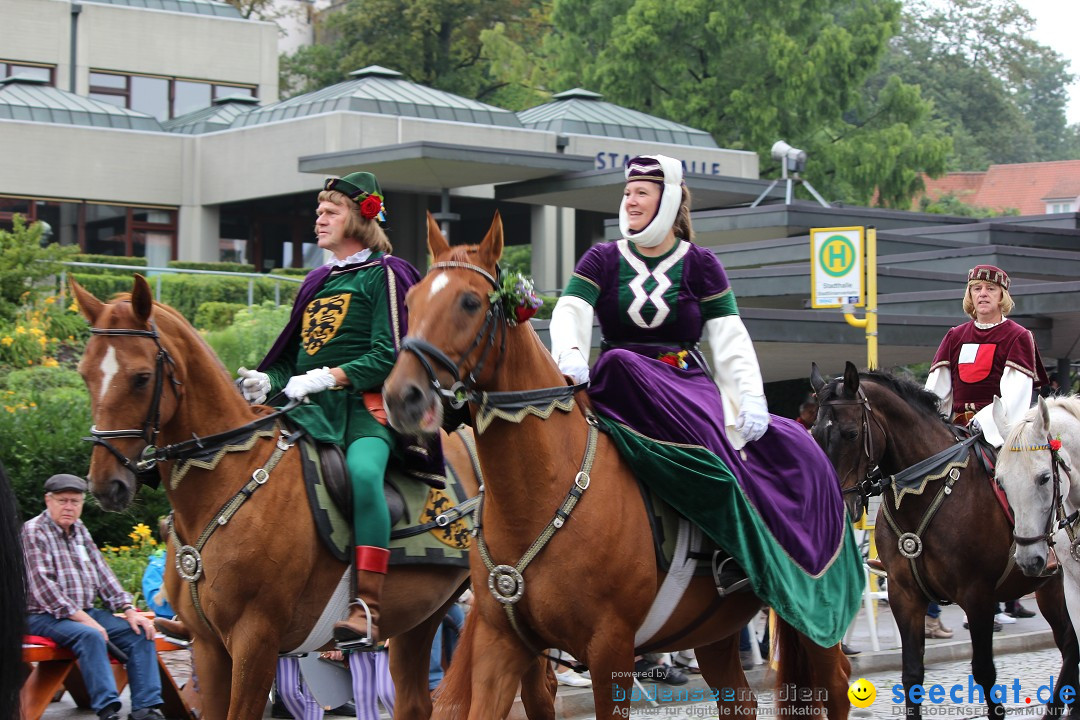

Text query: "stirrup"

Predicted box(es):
[334, 597, 376, 651]
[713, 554, 751, 599]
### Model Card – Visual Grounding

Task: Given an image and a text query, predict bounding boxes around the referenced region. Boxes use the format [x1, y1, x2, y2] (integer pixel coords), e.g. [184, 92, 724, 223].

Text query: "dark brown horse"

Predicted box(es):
[811, 362, 1078, 719]
[382, 212, 853, 719]
[70, 275, 556, 720]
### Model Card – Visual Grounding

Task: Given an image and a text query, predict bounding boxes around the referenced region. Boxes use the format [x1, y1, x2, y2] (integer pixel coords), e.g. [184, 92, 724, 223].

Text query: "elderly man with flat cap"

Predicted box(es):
[22, 473, 163, 720]
[925, 264, 1049, 446]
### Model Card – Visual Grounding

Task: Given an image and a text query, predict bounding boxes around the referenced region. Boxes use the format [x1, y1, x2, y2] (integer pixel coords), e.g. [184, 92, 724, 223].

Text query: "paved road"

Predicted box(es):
[645, 647, 1071, 719]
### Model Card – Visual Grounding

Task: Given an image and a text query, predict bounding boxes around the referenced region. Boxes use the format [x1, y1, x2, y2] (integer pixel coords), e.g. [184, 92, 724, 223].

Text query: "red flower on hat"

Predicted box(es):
[1050, 438, 1062, 452]
[360, 195, 382, 220]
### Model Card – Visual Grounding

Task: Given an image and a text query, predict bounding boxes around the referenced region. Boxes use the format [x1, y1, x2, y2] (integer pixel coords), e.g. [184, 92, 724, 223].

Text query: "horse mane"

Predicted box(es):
[818, 368, 945, 422]
[1003, 394, 1080, 449]
[104, 293, 233, 383]
[0, 458, 25, 719]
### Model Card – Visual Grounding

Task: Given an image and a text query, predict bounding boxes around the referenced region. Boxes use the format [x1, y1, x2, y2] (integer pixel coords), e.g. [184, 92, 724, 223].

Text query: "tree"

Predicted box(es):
[877, 0, 1074, 168]
[0, 216, 76, 323]
[278, 0, 544, 105]
[546, 0, 951, 206]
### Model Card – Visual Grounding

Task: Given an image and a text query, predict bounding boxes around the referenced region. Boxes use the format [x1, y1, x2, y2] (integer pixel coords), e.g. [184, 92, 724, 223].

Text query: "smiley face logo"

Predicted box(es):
[848, 677, 877, 708]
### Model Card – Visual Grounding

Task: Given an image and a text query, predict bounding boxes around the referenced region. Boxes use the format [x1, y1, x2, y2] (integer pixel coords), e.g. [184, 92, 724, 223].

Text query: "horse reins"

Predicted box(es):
[820, 386, 887, 514]
[1013, 435, 1078, 559]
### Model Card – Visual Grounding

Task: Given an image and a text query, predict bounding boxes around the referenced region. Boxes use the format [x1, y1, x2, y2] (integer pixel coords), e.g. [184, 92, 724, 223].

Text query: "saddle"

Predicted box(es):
[293, 428, 472, 568]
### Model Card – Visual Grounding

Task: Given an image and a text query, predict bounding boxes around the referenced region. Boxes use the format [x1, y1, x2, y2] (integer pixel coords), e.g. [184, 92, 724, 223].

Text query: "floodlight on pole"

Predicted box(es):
[750, 140, 830, 208]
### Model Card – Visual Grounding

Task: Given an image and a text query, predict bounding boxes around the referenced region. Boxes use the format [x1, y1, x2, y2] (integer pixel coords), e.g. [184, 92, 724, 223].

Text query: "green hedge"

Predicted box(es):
[194, 301, 247, 331]
[157, 274, 300, 323]
[70, 273, 138, 301]
[269, 268, 312, 277]
[70, 255, 147, 275]
[168, 261, 256, 274]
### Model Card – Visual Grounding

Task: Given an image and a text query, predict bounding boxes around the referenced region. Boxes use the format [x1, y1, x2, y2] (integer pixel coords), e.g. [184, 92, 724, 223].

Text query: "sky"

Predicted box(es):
[1017, 0, 1080, 124]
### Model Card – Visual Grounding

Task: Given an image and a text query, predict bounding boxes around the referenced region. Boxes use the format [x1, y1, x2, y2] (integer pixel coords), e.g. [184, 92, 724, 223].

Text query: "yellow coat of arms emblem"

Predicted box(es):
[302, 293, 351, 355]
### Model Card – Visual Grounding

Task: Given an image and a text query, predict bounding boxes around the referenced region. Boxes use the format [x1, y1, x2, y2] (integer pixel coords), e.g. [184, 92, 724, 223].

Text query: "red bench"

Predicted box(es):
[21, 633, 200, 720]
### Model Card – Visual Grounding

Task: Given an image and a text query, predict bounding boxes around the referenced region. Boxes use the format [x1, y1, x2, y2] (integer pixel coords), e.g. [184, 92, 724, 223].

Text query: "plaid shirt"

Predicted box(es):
[22, 510, 132, 618]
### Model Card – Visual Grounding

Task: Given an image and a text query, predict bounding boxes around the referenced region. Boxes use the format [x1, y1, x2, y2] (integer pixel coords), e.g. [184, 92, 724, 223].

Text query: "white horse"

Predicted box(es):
[994, 395, 1080, 626]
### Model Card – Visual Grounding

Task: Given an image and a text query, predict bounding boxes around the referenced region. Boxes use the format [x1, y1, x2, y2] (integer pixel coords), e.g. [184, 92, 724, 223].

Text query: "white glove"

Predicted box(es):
[283, 367, 337, 401]
[556, 348, 590, 385]
[237, 367, 271, 405]
[735, 394, 770, 443]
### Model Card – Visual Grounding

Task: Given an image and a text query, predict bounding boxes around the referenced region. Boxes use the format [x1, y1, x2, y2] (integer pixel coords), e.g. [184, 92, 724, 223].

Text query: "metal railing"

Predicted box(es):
[59, 261, 304, 307]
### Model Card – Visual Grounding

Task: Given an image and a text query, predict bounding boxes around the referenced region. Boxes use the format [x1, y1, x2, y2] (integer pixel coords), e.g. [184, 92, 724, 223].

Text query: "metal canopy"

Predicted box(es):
[0, 76, 161, 131]
[518, 88, 718, 148]
[495, 168, 785, 212]
[83, 0, 244, 16]
[298, 141, 594, 192]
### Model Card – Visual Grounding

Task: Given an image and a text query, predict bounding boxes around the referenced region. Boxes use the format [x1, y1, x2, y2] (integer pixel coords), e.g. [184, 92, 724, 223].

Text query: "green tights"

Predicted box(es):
[345, 436, 391, 548]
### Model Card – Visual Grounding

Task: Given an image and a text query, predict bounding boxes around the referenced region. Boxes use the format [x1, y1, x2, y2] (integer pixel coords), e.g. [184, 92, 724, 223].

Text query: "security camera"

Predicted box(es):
[770, 140, 807, 173]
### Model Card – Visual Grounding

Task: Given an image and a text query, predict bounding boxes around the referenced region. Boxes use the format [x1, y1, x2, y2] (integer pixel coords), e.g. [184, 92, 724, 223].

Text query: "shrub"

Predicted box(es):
[167, 261, 256, 274]
[0, 295, 87, 369]
[194, 301, 247, 331]
[98, 523, 160, 608]
[157, 274, 300, 323]
[202, 301, 291, 373]
[69, 272, 138, 301]
[70, 255, 147, 275]
[269, 268, 312, 277]
[0, 215, 78, 322]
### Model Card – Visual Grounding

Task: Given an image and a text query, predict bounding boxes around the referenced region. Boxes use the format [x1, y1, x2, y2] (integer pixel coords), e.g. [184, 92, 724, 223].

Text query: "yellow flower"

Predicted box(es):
[4, 406, 13, 413]
[42, 358, 58, 368]
[69, 302, 79, 313]
[45, 296, 55, 304]
[0, 337, 11, 346]
[132, 522, 152, 539]
[14, 326, 25, 334]
[28, 402, 36, 408]
[30, 327, 44, 336]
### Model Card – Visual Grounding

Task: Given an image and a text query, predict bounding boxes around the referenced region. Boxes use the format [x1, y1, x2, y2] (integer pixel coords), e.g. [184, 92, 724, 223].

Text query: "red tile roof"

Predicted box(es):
[916, 160, 1080, 214]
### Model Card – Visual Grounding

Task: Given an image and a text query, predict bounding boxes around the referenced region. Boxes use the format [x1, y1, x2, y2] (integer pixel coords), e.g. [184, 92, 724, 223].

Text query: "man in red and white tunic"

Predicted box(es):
[925, 264, 1048, 447]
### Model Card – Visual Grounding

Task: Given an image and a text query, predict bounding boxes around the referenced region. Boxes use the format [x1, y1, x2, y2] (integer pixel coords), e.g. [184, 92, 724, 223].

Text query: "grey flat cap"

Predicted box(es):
[44, 474, 88, 494]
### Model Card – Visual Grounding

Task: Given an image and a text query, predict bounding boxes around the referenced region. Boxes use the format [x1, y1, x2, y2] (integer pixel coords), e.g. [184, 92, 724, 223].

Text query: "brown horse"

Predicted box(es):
[811, 362, 1078, 719]
[382, 212, 853, 719]
[70, 275, 556, 720]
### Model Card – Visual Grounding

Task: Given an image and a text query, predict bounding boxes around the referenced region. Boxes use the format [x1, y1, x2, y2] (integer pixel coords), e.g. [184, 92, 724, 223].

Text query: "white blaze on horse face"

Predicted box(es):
[98, 345, 119, 403]
[429, 273, 450, 299]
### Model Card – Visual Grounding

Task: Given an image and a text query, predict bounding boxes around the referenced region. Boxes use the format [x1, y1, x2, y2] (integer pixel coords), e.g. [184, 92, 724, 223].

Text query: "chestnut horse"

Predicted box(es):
[811, 362, 1078, 719]
[383, 213, 853, 719]
[70, 275, 556, 720]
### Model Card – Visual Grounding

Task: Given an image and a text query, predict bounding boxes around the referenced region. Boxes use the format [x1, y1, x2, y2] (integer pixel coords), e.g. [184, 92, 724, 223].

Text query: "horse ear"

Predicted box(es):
[131, 274, 154, 326]
[426, 212, 450, 261]
[992, 396, 1010, 437]
[69, 276, 104, 324]
[842, 361, 860, 396]
[478, 210, 504, 269]
[810, 363, 825, 393]
[1037, 395, 1051, 429]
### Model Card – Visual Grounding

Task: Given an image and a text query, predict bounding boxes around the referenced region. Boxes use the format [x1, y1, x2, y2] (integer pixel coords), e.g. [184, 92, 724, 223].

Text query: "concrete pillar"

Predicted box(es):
[387, 192, 427, 271]
[530, 206, 575, 294]
[177, 204, 220, 262]
[1058, 357, 1072, 390]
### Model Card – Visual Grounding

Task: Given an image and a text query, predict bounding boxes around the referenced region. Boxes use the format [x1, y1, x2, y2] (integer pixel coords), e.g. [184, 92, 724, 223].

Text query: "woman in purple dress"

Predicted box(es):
[548, 154, 861, 647]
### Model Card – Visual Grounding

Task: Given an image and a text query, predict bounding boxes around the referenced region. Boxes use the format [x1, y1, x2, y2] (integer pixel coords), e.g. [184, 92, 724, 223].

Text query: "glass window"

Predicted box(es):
[0, 197, 31, 215]
[130, 75, 170, 120]
[133, 231, 172, 268]
[221, 238, 248, 264]
[132, 209, 172, 225]
[8, 64, 51, 82]
[85, 204, 127, 256]
[175, 80, 212, 117]
[214, 84, 254, 100]
[90, 71, 127, 90]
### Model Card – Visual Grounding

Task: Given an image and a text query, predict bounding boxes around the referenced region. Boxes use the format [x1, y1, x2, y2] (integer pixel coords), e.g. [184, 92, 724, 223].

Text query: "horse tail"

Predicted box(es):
[775, 616, 848, 714]
[0, 459, 25, 720]
[431, 599, 477, 719]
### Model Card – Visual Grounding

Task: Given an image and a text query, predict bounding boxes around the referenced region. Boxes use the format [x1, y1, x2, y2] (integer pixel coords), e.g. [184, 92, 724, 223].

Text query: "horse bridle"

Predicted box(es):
[1012, 436, 1078, 556]
[85, 321, 181, 487]
[819, 386, 886, 515]
[399, 261, 507, 409]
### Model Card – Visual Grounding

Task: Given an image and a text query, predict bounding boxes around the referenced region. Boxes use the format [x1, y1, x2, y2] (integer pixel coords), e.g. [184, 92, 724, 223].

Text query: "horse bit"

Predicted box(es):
[1012, 436, 1080, 562]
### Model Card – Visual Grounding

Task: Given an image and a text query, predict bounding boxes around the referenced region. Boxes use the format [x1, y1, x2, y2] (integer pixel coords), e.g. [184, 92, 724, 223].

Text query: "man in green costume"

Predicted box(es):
[240, 172, 423, 650]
